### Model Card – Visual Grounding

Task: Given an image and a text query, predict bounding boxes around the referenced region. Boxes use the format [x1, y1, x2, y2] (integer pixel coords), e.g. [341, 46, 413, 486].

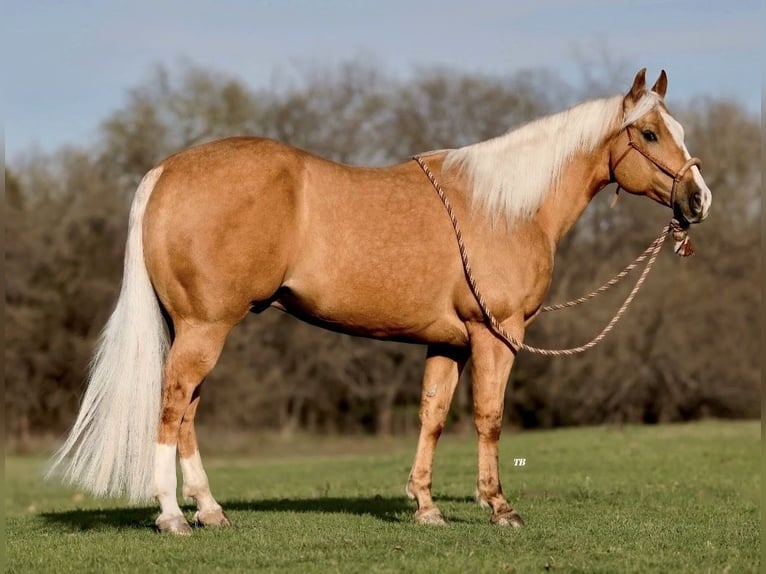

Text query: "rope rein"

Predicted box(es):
[412, 154, 688, 356]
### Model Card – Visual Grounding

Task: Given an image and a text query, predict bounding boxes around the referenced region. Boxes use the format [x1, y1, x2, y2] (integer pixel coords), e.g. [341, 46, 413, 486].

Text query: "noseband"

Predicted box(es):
[612, 125, 702, 208]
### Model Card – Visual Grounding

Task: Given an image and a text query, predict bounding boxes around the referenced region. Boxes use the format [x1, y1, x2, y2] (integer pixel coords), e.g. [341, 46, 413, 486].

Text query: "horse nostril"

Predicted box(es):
[690, 191, 703, 214]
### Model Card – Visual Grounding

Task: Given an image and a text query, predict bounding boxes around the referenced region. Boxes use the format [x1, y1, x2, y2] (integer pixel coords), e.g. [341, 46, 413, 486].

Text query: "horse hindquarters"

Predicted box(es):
[49, 164, 239, 534]
[142, 142, 308, 532]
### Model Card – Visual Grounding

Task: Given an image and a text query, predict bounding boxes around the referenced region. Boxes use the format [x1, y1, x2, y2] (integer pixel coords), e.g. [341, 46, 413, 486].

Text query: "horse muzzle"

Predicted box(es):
[674, 183, 710, 225]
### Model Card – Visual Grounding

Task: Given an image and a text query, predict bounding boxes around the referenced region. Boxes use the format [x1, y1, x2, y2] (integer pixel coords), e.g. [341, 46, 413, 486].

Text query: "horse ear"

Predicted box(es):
[651, 70, 668, 98]
[626, 68, 647, 102]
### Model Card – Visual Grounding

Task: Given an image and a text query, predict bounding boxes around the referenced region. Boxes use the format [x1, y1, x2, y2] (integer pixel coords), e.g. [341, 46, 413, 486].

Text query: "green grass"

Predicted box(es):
[5, 421, 760, 573]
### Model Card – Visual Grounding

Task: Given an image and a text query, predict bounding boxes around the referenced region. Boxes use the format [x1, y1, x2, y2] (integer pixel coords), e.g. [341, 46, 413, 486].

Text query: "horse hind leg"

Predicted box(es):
[178, 386, 231, 527]
[154, 322, 231, 535]
[406, 345, 467, 525]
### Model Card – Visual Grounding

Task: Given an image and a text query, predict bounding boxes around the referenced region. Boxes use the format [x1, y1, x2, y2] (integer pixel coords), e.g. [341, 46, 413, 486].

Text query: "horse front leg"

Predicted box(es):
[406, 345, 467, 524]
[468, 322, 525, 528]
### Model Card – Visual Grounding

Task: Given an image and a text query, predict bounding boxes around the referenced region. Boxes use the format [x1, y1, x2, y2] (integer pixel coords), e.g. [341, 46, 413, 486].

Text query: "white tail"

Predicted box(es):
[48, 167, 168, 502]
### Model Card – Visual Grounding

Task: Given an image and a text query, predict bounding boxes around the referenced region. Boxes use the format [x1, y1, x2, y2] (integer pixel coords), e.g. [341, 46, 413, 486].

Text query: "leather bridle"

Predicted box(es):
[612, 125, 702, 209]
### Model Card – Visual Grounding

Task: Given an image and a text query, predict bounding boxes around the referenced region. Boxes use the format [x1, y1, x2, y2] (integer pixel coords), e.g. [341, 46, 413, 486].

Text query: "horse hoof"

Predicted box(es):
[156, 514, 193, 535]
[194, 508, 232, 528]
[414, 507, 447, 525]
[491, 510, 524, 528]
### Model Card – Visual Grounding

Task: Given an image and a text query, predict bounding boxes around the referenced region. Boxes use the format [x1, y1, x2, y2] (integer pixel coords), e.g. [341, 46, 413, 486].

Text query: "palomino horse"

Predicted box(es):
[50, 69, 711, 533]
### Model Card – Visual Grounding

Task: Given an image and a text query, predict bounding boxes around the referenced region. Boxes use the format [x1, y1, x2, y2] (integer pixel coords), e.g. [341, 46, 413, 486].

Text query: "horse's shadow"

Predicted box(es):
[41, 495, 476, 531]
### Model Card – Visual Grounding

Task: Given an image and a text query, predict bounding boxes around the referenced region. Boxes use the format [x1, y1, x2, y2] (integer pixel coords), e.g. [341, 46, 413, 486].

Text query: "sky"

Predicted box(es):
[3, 0, 761, 161]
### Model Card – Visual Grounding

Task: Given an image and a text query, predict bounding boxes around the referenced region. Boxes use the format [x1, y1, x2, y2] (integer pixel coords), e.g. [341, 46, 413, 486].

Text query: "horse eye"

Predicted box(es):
[642, 130, 657, 142]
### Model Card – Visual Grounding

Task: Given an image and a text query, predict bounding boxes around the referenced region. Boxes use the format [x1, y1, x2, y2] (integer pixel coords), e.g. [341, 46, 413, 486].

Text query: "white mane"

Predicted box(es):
[443, 92, 662, 225]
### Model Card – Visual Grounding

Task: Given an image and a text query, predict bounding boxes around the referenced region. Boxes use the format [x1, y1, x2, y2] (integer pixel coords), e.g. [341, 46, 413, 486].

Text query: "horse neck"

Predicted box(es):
[533, 144, 613, 247]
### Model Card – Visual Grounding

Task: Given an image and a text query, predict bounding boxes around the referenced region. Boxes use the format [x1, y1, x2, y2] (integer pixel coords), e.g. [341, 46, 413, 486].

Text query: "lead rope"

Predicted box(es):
[412, 154, 687, 356]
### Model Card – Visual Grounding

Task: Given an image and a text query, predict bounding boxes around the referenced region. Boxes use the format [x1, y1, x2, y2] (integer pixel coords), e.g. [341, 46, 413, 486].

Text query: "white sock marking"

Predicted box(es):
[154, 443, 182, 518]
[180, 450, 220, 513]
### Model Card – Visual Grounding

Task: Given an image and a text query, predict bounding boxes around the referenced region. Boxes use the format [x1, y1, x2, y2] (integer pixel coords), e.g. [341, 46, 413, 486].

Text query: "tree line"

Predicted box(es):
[5, 62, 760, 446]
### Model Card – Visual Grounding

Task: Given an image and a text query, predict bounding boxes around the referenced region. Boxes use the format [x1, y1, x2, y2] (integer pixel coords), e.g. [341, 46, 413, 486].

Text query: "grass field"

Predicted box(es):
[5, 421, 760, 573]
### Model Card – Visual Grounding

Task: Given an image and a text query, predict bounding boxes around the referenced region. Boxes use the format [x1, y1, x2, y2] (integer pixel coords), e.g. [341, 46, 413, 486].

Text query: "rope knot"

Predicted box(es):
[669, 218, 694, 257]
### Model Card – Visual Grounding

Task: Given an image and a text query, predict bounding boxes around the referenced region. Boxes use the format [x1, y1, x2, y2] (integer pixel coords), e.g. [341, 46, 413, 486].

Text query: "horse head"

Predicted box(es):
[610, 68, 712, 226]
